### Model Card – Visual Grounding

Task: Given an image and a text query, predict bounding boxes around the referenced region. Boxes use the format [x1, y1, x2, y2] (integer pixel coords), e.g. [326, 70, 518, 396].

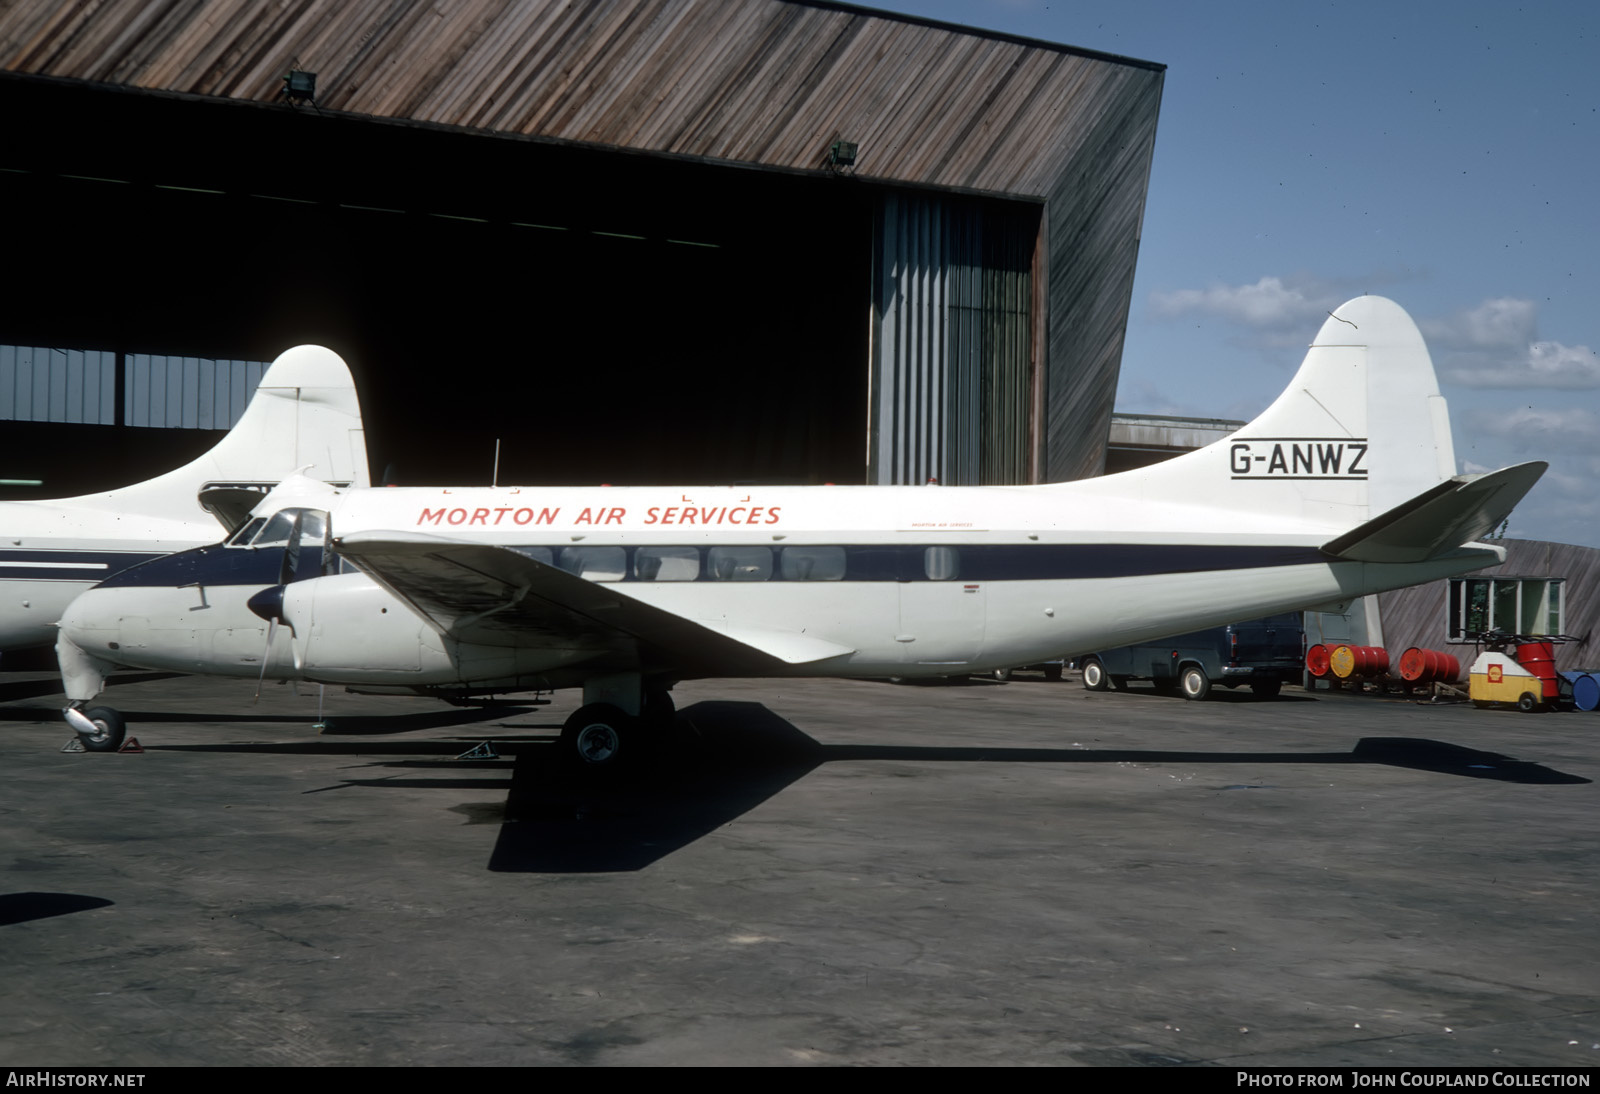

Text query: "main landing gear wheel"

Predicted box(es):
[1250, 679, 1283, 699]
[67, 706, 126, 753]
[1179, 666, 1212, 701]
[1081, 658, 1110, 691]
[560, 703, 638, 772]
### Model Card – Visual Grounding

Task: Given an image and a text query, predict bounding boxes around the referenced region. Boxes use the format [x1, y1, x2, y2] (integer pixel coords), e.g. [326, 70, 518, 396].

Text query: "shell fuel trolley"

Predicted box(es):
[1467, 633, 1575, 712]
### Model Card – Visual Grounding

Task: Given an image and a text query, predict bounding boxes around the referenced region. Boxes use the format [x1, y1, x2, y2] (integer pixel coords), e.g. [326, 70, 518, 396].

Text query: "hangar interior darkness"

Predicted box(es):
[2, 77, 884, 495]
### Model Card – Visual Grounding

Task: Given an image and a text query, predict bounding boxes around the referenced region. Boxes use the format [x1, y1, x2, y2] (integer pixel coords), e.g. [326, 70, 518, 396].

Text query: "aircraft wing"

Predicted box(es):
[333, 531, 855, 673]
[1320, 461, 1547, 563]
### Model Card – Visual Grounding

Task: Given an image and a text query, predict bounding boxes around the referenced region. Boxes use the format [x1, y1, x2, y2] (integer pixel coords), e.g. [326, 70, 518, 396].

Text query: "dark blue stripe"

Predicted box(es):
[96, 543, 329, 589]
[0, 549, 167, 581]
[95, 541, 1327, 589]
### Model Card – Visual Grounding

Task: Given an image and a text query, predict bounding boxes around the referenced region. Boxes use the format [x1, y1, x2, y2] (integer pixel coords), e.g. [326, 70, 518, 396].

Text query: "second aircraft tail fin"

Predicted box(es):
[73, 345, 370, 528]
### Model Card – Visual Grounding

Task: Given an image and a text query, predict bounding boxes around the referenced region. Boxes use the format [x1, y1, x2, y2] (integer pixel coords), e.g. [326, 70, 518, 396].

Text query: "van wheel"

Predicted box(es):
[1081, 658, 1109, 691]
[1179, 666, 1211, 701]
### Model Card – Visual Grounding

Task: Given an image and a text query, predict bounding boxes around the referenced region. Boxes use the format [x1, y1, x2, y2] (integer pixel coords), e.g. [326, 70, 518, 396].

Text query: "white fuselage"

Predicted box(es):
[56, 480, 1499, 692]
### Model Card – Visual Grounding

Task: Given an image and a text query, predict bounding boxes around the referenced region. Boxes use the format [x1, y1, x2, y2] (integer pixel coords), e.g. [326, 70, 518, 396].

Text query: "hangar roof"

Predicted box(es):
[0, 0, 1162, 198]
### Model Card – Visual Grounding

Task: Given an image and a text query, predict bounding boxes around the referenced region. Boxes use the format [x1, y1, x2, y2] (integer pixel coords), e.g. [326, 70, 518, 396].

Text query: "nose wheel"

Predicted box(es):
[64, 706, 127, 753]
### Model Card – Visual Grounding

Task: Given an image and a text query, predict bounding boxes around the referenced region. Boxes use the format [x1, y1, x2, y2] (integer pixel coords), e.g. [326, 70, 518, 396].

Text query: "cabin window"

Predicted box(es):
[924, 546, 961, 581]
[557, 546, 626, 582]
[635, 546, 700, 581]
[780, 546, 846, 581]
[510, 546, 554, 566]
[1446, 576, 1564, 641]
[707, 546, 772, 581]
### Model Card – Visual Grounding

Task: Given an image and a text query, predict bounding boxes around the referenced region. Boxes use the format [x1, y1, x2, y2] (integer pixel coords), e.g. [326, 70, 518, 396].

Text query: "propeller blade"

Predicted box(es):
[253, 617, 277, 703]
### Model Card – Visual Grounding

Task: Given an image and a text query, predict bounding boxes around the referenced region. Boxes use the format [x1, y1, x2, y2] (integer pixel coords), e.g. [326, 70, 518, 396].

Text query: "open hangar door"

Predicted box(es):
[1, 78, 873, 495]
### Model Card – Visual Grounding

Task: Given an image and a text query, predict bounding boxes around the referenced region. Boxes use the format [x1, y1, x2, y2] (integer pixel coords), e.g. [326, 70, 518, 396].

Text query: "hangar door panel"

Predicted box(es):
[870, 195, 1037, 486]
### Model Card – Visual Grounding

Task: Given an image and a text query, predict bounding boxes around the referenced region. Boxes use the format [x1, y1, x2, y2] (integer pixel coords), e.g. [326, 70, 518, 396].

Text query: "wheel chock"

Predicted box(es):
[60, 738, 86, 753]
[118, 737, 144, 753]
[456, 741, 499, 760]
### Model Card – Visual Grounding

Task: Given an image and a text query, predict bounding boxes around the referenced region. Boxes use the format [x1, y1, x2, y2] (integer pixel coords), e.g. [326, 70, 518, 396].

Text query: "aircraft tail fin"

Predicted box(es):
[74, 345, 370, 527]
[1092, 296, 1489, 535]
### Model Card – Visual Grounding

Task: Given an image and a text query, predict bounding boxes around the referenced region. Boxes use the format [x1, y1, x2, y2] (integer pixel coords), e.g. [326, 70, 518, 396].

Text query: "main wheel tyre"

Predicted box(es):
[560, 703, 638, 772]
[75, 707, 127, 753]
[1081, 658, 1110, 691]
[643, 689, 676, 726]
[1179, 666, 1212, 701]
[1250, 679, 1282, 699]
[1043, 664, 1063, 682]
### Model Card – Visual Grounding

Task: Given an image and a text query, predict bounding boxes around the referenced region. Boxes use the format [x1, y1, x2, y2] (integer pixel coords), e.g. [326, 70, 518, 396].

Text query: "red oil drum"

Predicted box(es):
[1397, 648, 1462, 683]
[1306, 644, 1330, 678]
[1515, 642, 1559, 700]
[1330, 645, 1389, 679]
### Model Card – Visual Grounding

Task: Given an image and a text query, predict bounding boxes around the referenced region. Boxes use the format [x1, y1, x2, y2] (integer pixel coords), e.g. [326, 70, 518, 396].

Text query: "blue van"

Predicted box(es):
[1079, 613, 1305, 700]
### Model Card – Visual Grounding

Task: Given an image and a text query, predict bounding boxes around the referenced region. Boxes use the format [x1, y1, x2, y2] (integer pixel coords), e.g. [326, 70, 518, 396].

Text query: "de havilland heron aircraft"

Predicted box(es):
[54, 297, 1544, 768]
[1, 345, 369, 658]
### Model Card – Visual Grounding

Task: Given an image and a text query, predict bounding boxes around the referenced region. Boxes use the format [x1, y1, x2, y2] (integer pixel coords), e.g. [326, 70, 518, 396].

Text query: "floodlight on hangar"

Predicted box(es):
[281, 69, 316, 103]
[828, 140, 858, 168]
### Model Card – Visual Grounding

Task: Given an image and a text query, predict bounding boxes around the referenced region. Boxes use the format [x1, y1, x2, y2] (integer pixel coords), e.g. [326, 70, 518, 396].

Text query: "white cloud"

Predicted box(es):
[1445, 339, 1600, 388]
[1427, 298, 1600, 389]
[1150, 276, 1331, 328]
[1461, 406, 1600, 455]
[1422, 297, 1536, 351]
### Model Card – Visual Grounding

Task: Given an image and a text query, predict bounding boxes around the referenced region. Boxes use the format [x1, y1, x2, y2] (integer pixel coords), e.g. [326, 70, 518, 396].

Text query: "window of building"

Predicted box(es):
[0, 345, 269, 429]
[0, 346, 116, 424]
[125, 354, 269, 429]
[1446, 576, 1564, 641]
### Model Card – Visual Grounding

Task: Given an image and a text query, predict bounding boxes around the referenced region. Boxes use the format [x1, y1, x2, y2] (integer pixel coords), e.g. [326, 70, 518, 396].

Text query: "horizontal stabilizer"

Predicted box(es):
[1320, 462, 1547, 563]
[335, 532, 854, 670]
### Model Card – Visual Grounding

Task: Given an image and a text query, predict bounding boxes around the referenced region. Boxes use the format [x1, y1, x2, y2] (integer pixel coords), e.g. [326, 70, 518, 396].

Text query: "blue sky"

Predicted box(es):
[869, 0, 1600, 548]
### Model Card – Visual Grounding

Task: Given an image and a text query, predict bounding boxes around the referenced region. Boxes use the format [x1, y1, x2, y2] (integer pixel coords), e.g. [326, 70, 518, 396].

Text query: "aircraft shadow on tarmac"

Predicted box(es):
[0, 892, 113, 926]
[482, 703, 1590, 873]
[14, 700, 1588, 875]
